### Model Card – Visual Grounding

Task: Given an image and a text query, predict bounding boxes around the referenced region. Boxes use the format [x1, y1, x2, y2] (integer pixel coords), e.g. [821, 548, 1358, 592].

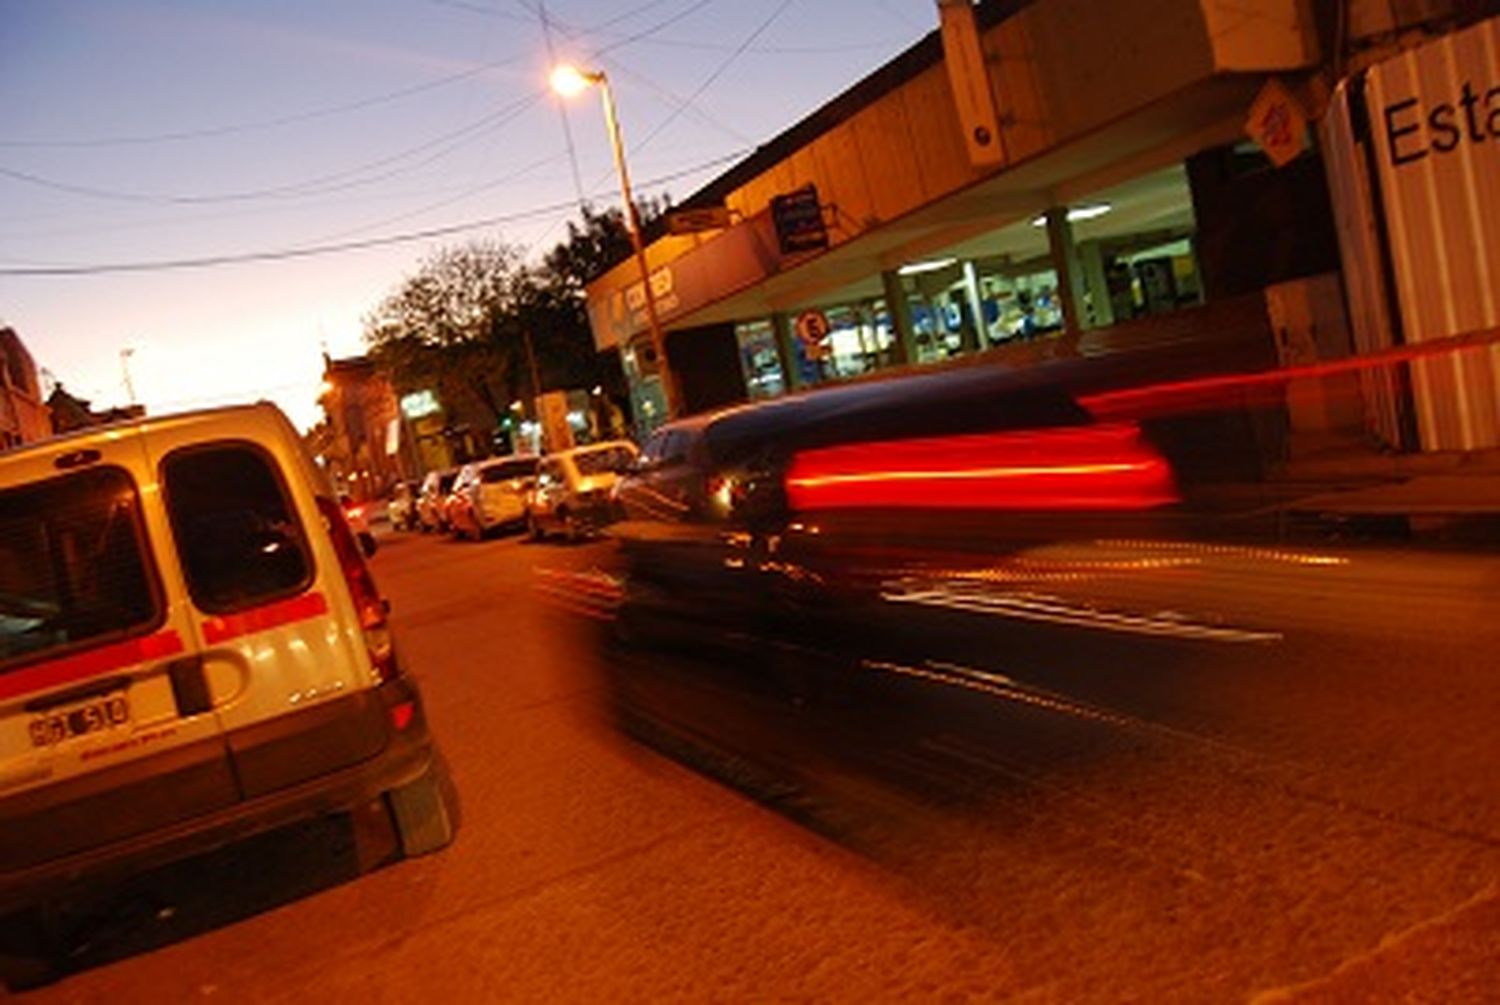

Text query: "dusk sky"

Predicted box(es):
[1, 0, 938, 430]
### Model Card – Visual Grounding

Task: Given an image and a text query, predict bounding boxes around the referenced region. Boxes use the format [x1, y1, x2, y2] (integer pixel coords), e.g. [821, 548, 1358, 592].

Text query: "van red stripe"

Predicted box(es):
[0, 629, 184, 701]
[201, 591, 329, 644]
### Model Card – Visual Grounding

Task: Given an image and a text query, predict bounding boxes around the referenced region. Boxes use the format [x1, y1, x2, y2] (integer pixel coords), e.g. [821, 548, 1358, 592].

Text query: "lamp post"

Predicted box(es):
[550, 64, 681, 419]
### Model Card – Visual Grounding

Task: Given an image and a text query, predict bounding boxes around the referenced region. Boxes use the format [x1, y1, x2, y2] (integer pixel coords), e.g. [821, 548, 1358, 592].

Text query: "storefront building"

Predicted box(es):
[586, 0, 1486, 455]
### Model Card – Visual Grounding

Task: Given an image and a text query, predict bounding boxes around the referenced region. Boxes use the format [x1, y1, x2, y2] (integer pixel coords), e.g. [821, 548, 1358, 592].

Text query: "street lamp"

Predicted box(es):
[550, 63, 681, 419]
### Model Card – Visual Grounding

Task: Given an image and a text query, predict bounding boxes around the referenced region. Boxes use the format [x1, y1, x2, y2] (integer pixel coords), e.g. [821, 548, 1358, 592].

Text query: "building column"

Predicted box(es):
[1044, 207, 1088, 345]
[1077, 239, 1114, 329]
[771, 312, 804, 392]
[961, 260, 989, 352]
[879, 270, 917, 366]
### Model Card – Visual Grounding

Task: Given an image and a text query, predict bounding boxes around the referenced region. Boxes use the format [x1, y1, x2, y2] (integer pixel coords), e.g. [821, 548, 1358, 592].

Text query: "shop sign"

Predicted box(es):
[400, 389, 441, 419]
[623, 266, 679, 320]
[1246, 77, 1308, 168]
[771, 185, 829, 256]
[667, 205, 732, 235]
[794, 309, 832, 360]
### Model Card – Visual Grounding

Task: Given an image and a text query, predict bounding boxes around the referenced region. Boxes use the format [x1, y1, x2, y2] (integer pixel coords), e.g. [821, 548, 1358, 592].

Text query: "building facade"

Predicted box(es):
[317, 353, 415, 500]
[0, 328, 51, 450]
[584, 0, 1489, 457]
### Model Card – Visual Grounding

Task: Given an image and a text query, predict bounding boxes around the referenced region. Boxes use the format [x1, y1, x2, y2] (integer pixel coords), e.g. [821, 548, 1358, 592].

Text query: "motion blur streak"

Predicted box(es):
[533, 568, 623, 621]
[881, 582, 1282, 643]
[862, 658, 1138, 728]
[1081, 322, 1500, 420]
[784, 423, 1178, 511]
[1093, 540, 1349, 567]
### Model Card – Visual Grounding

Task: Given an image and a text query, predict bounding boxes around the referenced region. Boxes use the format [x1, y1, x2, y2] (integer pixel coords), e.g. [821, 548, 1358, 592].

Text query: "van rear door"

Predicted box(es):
[0, 436, 239, 873]
[149, 419, 389, 798]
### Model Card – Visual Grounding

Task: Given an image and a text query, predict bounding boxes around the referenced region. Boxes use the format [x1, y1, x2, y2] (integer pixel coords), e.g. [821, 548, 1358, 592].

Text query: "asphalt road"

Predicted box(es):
[16, 527, 1500, 1002]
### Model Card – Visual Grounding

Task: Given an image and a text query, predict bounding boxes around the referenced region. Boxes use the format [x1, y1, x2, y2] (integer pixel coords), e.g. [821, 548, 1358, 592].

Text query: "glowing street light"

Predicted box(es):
[550, 63, 680, 419]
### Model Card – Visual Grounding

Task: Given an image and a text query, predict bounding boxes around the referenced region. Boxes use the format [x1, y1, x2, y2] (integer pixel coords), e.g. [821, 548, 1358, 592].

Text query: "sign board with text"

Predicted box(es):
[667, 205, 732, 235]
[1321, 15, 1500, 451]
[771, 185, 829, 256]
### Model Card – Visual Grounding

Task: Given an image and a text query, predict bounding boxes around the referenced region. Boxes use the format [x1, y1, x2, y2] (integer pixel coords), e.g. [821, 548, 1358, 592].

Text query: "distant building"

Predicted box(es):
[0, 327, 51, 449]
[46, 384, 145, 435]
[318, 353, 411, 500]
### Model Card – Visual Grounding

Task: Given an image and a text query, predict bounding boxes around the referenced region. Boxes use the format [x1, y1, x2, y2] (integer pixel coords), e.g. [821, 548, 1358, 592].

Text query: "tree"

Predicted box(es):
[364, 241, 529, 429]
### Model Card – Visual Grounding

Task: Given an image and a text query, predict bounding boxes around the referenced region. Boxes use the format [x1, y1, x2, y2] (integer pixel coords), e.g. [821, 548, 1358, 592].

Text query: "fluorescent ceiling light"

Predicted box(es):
[898, 257, 958, 276]
[1031, 203, 1112, 227]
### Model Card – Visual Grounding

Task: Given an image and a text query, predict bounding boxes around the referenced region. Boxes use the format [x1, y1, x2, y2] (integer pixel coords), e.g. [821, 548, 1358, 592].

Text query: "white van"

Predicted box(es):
[0, 403, 455, 987]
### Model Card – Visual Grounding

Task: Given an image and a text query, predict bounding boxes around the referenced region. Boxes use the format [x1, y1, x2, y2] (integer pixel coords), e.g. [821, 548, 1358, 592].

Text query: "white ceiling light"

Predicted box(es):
[1030, 203, 1112, 227]
[897, 257, 958, 276]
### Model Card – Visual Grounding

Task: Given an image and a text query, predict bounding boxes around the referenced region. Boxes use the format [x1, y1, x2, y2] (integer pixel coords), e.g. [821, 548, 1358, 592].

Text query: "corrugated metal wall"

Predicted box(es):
[1365, 16, 1500, 450]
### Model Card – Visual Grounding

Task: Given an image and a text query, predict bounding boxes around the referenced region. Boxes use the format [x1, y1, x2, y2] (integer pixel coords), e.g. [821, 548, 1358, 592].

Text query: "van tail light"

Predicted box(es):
[784, 423, 1178, 512]
[317, 496, 399, 683]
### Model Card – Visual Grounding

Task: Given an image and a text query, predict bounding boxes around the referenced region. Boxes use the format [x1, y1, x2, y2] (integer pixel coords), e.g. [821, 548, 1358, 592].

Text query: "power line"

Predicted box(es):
[532, 0, 587, 207]
[0, 150, 749, 278]
[0, 90, 547, 206]
[631, 0, 795, 155]
[0, 54, 527, 150]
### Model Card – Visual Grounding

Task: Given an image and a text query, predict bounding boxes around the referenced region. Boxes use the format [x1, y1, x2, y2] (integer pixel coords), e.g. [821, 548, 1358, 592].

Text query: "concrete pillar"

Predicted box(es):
[880, 270, 917, 366]
[962, 260, 987, 352]
[771, 312, 804, 392]
[1044, 207, 1087, 341]
[1077, 239, 1114, 329]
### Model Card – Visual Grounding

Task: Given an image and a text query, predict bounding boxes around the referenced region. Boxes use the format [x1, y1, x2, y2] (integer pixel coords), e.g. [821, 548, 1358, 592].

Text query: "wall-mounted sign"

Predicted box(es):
[771, 185, 829, 256]
[400, 389, 440, 419]
[667, 205, 732, 235]
[1246, 77, 1308, 168]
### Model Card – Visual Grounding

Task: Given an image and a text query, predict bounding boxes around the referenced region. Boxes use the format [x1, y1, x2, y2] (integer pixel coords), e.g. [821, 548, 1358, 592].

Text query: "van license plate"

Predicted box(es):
[29, 694, 131, 748]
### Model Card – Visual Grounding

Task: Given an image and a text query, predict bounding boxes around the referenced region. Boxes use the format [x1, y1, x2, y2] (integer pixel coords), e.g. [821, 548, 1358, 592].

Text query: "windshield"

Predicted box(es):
[573, 446, 635, 477]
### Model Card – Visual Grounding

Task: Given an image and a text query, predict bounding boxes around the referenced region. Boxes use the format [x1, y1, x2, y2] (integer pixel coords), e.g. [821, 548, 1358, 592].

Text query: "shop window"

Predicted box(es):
[735, 320, 786, 400]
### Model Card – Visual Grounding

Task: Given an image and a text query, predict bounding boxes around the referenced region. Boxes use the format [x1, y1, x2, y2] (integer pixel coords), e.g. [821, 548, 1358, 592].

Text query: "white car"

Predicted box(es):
[527, 440, 639, 540]
[447, 455, 539, 541]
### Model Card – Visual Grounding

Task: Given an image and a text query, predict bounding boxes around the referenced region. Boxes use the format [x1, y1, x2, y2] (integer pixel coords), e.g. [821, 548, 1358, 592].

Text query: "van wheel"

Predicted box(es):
[386, 760, 458, 857]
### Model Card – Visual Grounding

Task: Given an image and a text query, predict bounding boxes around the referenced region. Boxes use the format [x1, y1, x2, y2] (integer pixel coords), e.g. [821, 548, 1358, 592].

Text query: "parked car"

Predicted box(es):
[447, 455, 540, 541]
[0, 403, 456, 989]
[416, 467, 459, 533]
[527, 441, 639, 541]
[387, 479, 420, 531]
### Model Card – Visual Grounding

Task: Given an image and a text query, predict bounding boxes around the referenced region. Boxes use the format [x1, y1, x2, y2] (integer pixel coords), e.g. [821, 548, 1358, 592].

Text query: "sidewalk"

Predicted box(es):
[1273, 439, 1500, 516]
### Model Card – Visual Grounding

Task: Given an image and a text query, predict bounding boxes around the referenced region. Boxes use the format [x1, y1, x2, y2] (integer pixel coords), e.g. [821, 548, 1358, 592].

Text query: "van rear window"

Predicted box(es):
[0, 467, 161, 669]
[163, 444, 312, 613]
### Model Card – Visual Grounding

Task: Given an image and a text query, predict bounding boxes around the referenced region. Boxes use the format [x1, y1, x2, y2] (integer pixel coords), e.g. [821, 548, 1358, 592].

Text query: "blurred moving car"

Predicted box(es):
[387, 480, 420, 532]
[447, 455, 539, 541]
[614, 418, 715, 524]
[416, 468, 458, 534]
[528, 440, 639, 541]
[0, 403, 456, 989]
[599, 352, 1500, 872]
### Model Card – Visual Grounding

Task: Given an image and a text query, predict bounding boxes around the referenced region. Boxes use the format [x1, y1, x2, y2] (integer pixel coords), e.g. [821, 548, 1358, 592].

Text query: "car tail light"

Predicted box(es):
[784, 423, 1178, 512]
[317, 496, 398, 683]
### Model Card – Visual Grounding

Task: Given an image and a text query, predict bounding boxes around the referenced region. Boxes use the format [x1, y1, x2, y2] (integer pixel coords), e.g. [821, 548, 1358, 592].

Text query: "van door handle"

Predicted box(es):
[166, 654, 212, 716]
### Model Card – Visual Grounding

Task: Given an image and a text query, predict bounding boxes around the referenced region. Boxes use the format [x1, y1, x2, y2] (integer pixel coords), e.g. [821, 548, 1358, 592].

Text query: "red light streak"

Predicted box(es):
[1082, 322, 1500, 420]
[785, 423, 1178, 512]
